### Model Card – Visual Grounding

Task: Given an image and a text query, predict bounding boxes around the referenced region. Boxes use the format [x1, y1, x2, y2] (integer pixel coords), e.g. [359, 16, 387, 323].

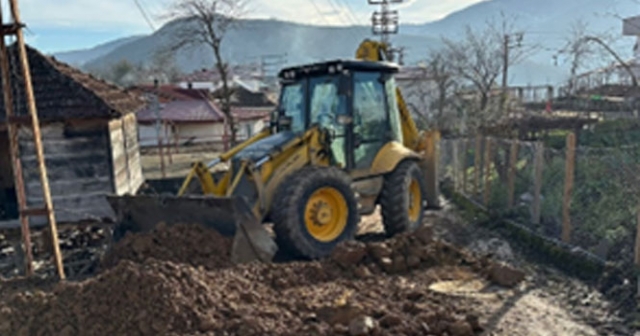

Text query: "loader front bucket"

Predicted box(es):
[106, 194, 278, 264]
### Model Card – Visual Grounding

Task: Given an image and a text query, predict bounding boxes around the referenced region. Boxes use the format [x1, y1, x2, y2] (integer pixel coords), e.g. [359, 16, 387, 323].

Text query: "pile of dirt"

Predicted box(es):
[0, 226, 522, 336]
[331, 227, 525, 288]
[100, 223, 233, 271]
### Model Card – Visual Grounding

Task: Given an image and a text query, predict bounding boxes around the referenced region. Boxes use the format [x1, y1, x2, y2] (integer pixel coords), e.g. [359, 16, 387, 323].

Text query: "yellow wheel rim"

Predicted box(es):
[408, 178, 422, 223]
[304, 187, 349, 243]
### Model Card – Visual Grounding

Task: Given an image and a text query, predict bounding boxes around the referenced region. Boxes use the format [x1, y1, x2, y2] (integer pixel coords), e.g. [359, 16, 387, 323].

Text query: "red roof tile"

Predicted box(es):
[137, 100, 224, 123]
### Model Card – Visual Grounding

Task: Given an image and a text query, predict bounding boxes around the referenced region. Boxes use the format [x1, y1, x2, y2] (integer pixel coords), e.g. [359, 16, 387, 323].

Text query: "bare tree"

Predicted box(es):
[148, 52, 182, 84]
[559, 20, 600, 95]
[559, 20, 637, 96]
[442, 26, 502, 127]
[427, 51, 457, 128]
[167, 0, 247, 145]
[442, 14, 533, 128]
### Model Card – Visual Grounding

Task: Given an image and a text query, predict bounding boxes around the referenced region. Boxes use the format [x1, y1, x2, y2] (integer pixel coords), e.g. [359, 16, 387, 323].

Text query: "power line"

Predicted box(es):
[133, 0, 156, 32]
[335, 0, 363, 26]
[307, 0, 331, 25]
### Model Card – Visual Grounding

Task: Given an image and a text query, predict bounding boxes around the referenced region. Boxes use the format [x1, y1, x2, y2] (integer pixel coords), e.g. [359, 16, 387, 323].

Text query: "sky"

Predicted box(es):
[15, 0, 485, 53]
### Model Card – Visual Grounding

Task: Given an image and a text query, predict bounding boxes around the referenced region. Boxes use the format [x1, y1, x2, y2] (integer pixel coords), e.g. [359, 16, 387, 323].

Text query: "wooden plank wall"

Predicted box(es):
[18, 121, 115, 225]
[109, 113, 143, 195]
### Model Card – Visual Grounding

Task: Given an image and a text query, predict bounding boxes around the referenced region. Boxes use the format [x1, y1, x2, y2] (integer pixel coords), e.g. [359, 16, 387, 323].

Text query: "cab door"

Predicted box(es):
[350, 71, 391, 170]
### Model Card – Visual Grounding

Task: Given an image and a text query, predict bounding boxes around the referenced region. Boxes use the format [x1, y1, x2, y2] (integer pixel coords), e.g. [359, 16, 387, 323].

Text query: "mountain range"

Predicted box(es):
[52, 0, 640, 86]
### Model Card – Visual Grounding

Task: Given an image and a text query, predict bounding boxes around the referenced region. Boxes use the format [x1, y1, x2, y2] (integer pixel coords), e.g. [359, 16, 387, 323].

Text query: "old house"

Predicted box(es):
[135, 83, 274, 150]
[0, 45, 145, 228]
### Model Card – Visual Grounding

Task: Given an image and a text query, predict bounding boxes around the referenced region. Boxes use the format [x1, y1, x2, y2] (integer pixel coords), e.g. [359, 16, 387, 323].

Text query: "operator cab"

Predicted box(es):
[274, 60, 404, 170]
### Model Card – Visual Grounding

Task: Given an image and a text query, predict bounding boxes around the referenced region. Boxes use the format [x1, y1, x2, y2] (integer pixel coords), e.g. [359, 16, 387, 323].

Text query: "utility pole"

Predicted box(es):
[153, 79, 166, 178]
[501, 32, 524, 115]
[368, 0, 402, 61]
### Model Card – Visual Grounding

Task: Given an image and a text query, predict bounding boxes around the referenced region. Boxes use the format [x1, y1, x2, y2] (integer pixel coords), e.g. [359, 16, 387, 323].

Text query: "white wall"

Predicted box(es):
[139, 119, 265, 148]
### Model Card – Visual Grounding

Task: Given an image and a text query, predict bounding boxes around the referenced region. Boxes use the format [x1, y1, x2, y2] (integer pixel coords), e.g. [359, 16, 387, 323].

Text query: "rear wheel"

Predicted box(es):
[272, 166, 359, 259]
[379, 160, 427, 236]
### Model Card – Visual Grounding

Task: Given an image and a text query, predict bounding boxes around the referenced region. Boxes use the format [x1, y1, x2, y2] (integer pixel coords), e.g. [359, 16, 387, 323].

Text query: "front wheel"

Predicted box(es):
[379, 160, 427, 237]
[272, 166, 359, 259]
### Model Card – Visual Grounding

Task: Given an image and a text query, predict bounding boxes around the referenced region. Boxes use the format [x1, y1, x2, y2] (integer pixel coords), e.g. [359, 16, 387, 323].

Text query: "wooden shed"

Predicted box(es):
[0, 45, 146, 228]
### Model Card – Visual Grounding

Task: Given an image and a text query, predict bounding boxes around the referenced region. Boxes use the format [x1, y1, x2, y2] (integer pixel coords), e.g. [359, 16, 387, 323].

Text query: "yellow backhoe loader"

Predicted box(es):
[107, 40, 437, 263]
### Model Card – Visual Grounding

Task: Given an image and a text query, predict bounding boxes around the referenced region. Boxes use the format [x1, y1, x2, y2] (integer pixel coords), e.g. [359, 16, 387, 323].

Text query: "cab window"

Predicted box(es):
[352, 71, 389, 169]
[309, 75, 347, 167]
[279, 82, 306, 133]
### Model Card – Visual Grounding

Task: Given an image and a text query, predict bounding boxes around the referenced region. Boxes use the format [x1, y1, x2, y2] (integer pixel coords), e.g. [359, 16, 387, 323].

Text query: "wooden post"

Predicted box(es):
[9, 0, 65, 279]
[462, 140, 468, 194]
[423, 130, 441, 209]
[473, 134, 482, 195]
[562, 133, 576, 243]
[635, 207, 640, 297]
[532, 142, 544, 225]
[507, 140, 519, 209]
[0, 9, 32, 276]
[452, 140, 459, 192]
[164, 121, 173, 164]
[483, 138, 493, 207]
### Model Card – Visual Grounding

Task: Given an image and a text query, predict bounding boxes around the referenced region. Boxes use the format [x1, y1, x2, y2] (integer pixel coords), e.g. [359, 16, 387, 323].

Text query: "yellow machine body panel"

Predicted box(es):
[370, 141, 421, 176]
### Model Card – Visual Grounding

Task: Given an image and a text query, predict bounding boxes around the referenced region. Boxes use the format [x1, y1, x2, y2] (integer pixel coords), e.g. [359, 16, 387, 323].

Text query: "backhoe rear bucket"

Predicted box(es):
[106, 194, 278, 264]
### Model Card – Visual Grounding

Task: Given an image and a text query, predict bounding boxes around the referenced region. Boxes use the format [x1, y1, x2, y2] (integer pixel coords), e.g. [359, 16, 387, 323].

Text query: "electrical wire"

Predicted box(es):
[133, 0, 156, 32]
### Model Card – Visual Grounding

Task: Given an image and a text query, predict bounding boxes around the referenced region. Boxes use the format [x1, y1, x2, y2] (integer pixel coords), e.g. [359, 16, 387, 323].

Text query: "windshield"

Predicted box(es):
[279, 82, 306, 133]
[309, 76, 345, 127]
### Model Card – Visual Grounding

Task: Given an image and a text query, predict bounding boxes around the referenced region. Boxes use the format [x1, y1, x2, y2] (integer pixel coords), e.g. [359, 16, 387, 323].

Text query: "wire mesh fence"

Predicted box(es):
[439, 135, 640, 269]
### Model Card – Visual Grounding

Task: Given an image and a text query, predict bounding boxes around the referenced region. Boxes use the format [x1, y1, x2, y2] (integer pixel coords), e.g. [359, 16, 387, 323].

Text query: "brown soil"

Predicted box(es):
[100, 223, 234, 271]
[0, 225, 492, 336]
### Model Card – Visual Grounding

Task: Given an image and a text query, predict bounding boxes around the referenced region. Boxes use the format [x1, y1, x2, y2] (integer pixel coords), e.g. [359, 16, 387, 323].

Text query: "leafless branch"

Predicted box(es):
[165, 0, 249, 145]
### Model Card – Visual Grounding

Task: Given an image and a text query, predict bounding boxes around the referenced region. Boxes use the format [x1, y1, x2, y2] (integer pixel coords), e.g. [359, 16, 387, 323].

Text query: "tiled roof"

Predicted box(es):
[137, 100, 224, 123]
[213, 85, 276, 108]
[0, 44, 145, 122]
[130, 85, 210, 103]
[232, 107, 272, 121]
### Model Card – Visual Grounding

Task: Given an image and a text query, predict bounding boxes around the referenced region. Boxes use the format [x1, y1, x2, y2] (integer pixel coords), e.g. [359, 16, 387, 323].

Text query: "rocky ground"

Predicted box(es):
[0, 200, 634, 336]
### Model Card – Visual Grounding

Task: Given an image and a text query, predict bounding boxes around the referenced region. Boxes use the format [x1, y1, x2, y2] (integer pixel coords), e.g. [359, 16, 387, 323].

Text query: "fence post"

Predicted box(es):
[507, 140, 519, 209]
[483, 137, 493, 207]
[636, 208, 640, 297]
[462, 140, 468, 194]
[474, 134, 482, 196]
[453, 140, 460, 192]
[532, 141, 544, 225]
[423, 130, 441, 209]
[562, 133, 576, 243]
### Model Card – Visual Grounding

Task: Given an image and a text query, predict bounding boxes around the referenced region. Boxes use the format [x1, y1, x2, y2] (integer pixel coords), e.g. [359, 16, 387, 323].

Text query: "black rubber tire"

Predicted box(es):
[272, 166, 360, 259]
[379, 160, 427, 237]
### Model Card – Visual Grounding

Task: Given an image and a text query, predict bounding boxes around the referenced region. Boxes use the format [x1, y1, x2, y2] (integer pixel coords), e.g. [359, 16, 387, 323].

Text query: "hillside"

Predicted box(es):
[53, 0, 639, 86]
[53, 35, 145, 67]
[81, 18, 441, 74]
